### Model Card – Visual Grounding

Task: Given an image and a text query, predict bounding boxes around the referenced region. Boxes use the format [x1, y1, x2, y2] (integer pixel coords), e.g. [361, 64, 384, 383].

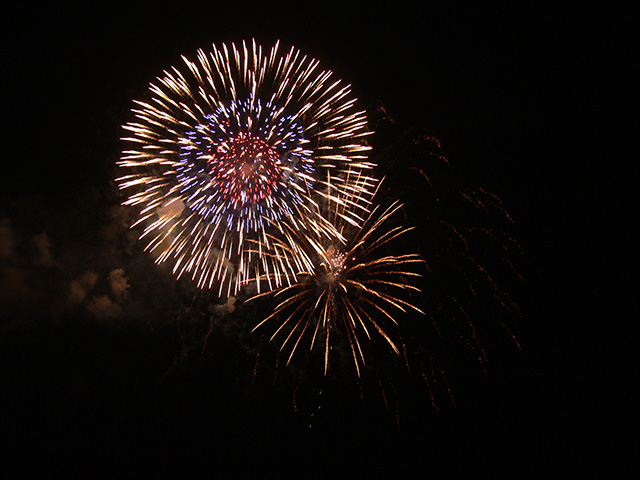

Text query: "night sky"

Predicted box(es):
[1, 3, 629, 478]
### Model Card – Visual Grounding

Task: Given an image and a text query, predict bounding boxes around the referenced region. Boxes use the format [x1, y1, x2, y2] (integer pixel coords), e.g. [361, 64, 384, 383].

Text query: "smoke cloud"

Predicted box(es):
[32, 232, 55, 267]
[107, 268, 130, 299]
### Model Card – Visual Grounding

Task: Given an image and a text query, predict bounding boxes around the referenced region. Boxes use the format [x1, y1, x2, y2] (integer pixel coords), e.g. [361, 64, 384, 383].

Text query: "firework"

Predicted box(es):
[250, 178, 425, 377]
[249, 127, 522, 414]
[352, 125, 523, 413]
[375, 131, 522, 360]
[117, 40, 375, 296]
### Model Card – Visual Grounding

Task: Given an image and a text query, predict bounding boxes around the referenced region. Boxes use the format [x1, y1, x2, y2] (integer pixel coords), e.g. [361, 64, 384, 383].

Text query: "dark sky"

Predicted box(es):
[1, 3, 630, 478]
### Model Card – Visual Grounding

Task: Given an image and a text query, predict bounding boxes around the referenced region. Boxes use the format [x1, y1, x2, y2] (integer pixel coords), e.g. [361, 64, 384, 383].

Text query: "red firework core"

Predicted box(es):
[208, 132, 282, 205]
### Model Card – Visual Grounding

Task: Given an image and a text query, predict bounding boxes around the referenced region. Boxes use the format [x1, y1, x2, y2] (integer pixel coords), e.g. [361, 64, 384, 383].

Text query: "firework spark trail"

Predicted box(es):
[249, 176, 425, 377]
[117, 40, 376, 296]
[376, 131, 523, 393]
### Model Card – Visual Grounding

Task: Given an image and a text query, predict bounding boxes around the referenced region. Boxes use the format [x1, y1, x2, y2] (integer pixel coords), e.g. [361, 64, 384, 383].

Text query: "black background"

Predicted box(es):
[1, 2, 630, 478]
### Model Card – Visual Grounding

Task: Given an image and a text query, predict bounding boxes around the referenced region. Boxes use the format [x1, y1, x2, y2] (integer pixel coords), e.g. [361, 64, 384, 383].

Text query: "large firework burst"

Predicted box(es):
[250, 177, 425, 377]
[117, 40, 375, 296]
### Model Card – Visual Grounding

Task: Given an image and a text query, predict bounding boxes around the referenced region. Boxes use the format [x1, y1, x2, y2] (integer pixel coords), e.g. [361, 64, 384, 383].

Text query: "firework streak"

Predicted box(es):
[117, 40, 375, 296]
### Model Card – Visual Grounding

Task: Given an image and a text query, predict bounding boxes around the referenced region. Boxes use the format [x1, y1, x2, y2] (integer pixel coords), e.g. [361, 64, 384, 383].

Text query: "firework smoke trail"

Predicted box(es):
[117, 40, 375, 297]
[249, 176, 425, 377]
